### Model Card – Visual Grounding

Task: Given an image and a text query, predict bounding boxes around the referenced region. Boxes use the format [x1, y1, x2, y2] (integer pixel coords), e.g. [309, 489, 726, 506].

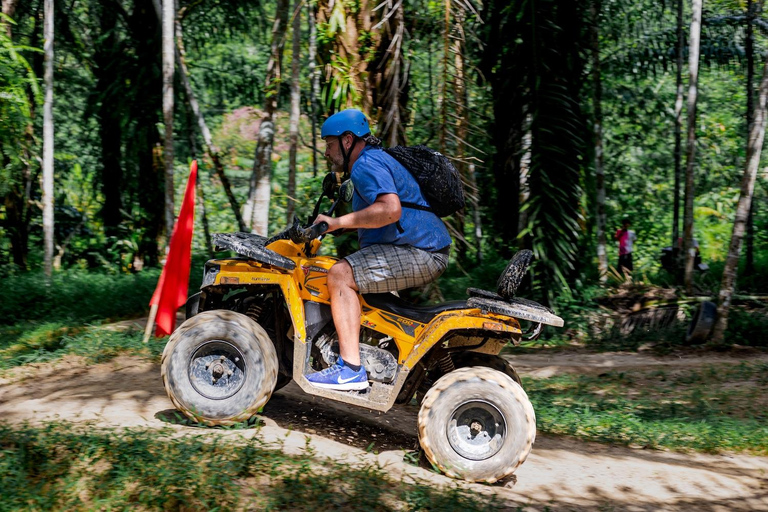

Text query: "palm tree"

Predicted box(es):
[683, 0, 703, 295]
[245, 0, 289, 236]
[42, 0, 54, 276]
[287, 0, 301, 223]
[590, 0, 608, 282]
[479, 0, 587, 300]
[711, 48, 768, 344]
[162, 0, 175, 240]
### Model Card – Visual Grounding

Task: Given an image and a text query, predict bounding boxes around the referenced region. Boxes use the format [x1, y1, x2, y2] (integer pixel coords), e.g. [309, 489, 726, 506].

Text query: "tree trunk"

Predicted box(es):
[590, 0, 608, 282]
[683, 0, 703, 295]
[469, 164, 483, 263]
[672, 0, 684, 250]
[287, 0, 301, 223]
[2, 0, 19, 36]
[162, 0, 175, 241]
[450, 6, 468, 262]
[4, 185, 29, 269]
[184, 90, 212, 257]
[42, 0, 54, 276]
[245, 0, 288, 235]
[710, 54, 768, 344]
[2, 0, 19, 18]
[745, 0, 756, 274]
[517, 116, 532, 238]
[94, 3, 123, 236]
[97, 105, 123, 234]
[172, 8, 245, 231]
[369, 0, 408, 147]
[438, 0, 450, 153]
[307, 0, 319, 177]
[316, 0, 377, 117]
[132, 0, 164, 266]
[4, 5, 41, 269]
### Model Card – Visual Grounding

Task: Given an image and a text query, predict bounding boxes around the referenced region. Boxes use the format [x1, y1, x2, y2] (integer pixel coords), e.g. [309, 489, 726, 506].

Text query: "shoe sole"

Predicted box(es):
[307, 380, 370, 391]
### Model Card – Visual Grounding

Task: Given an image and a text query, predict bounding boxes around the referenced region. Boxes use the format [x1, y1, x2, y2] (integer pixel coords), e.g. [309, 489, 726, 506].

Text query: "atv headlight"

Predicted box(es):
[202, 263, 220, 287]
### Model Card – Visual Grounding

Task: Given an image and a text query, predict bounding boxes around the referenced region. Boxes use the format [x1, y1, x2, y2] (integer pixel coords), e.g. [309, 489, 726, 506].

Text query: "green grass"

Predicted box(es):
[0, 268, 163, 326]
[0, 324, 166, 371]
[526, 362, 768, 454]
[0, 422, 495, 512]
[0, 268, 177, 371]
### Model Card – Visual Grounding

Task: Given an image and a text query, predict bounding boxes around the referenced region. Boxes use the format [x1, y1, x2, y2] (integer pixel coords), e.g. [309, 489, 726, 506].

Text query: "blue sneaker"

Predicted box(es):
[306, 357, 369, 391]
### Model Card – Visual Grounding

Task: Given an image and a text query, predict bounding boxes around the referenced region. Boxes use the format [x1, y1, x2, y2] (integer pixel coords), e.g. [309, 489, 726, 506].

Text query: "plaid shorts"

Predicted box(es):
[344, 244, 449, 294]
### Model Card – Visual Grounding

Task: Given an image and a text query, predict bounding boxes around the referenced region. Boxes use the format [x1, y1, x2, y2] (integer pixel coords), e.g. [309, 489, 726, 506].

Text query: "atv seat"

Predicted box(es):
[466, 288, 554, 312]
[362, 293, 467, 324]
[464, 250, 564, 328]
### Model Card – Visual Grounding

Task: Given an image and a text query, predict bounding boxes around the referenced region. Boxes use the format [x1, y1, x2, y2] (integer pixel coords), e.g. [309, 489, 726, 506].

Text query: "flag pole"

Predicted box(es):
[143, 303, 159, 344]
[147, 160, 198, 340]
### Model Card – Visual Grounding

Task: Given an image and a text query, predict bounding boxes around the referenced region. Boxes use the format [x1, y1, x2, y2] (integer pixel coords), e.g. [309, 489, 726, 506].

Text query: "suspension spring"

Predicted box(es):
[246, 303, 263, 322]
[438, 354, 455, 374]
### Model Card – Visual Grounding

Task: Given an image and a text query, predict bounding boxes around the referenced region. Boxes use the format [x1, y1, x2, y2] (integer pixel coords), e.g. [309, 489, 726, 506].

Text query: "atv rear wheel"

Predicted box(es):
[418, 367, 535, 483]
[161, 310, 278, 426]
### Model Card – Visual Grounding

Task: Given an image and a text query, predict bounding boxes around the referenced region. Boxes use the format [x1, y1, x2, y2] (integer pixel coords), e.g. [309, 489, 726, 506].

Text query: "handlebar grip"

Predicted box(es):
[305, 221, 328, 240]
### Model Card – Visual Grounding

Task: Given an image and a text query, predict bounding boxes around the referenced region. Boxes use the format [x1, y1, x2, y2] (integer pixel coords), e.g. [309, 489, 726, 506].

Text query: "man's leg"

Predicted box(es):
[327, 260, 361, 366]
[305, 259, 367, 391]
[320, 244, 448, 369]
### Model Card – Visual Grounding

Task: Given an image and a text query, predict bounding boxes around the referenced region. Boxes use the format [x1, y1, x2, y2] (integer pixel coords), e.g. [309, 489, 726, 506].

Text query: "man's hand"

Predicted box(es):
[313, 213, 339, 232]
[313, 194, 401, 233]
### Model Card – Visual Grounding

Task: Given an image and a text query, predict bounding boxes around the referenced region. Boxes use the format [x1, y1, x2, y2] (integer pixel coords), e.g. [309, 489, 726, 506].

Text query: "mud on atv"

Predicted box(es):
[161, 175, 564, 484]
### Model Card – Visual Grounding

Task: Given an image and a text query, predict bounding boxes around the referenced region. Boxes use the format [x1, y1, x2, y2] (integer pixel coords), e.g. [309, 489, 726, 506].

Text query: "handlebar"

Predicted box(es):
[303, 221, 328, 241]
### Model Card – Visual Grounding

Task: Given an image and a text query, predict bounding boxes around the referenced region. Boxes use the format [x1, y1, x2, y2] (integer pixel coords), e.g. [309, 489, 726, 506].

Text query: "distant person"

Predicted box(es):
[677, 236, 707, 272]
[615, 218, 637, 274]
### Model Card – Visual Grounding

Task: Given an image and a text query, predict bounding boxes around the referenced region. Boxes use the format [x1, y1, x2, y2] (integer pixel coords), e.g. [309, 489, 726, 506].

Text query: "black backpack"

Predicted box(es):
[383, 145, 466, 217]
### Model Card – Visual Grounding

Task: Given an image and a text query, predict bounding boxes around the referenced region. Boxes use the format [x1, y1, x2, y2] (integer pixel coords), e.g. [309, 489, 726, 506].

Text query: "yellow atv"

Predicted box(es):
[161, 176, 563, 483]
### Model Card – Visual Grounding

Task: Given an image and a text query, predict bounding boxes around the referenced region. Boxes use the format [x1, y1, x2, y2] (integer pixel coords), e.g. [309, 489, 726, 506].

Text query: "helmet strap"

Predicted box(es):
[339, 133, 359, 178]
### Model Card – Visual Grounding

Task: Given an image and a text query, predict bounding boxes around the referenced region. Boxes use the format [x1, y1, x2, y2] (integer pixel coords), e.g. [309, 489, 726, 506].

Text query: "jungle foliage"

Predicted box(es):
[0, 0, 766, 324]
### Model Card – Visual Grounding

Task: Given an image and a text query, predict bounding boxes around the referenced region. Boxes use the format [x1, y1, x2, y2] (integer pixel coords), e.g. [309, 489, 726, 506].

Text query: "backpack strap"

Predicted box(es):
[395, 202, 434, 233]
[400, 201, 433, 213]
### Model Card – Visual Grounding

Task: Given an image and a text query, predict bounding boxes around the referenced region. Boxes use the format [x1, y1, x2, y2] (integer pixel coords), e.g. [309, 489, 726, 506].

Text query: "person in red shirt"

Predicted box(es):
[615, 218, 637, 274]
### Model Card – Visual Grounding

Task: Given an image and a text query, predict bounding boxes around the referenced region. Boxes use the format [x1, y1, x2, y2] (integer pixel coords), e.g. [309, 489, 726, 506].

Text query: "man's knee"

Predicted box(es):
[328, 260, 357, 290]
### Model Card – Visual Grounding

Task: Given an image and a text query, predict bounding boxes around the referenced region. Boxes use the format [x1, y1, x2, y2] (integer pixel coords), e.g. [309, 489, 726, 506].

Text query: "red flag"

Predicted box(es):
[150, 160, 198, 336]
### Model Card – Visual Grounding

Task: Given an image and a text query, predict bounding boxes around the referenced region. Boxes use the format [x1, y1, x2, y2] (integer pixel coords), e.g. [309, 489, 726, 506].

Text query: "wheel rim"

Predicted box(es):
[188, 340, 247, 400]
[447, 400, 507, 461]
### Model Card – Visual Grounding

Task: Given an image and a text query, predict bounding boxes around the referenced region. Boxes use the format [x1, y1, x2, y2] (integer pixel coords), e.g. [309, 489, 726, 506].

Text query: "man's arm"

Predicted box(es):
[315, 193, 401, 232]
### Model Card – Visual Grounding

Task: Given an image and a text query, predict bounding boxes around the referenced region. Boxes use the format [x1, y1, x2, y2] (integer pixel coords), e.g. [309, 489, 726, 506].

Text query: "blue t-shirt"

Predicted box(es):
[351, 146, 452, 252]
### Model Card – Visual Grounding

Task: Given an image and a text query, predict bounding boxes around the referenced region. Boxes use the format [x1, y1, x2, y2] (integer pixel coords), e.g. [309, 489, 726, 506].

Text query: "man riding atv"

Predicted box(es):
[307, 109, 452, 391]
[162, 108, 564, 483]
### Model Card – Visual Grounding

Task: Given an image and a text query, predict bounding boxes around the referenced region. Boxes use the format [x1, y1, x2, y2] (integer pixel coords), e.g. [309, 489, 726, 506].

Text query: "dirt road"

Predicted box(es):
[1, 351, 767, 511]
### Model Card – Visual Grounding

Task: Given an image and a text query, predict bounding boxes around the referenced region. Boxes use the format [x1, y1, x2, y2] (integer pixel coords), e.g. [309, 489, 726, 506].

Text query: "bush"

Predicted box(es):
[724, 307, 768, 347]
[0, 268, 161, 326]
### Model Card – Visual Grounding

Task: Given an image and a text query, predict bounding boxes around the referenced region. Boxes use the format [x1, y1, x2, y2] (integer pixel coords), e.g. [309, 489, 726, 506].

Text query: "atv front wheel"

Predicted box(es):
[418, 366, 535, 483]
[161, 310, 278, 426]
[454, 352, 521, 385]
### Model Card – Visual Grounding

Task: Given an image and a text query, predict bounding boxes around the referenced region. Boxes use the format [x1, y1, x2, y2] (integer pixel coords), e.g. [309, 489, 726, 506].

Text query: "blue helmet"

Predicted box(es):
[321, 109, 371, 139]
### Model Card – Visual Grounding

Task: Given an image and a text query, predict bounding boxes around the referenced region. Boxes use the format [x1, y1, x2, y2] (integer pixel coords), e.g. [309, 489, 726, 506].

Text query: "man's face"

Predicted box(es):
[324, 135, 347, 172]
